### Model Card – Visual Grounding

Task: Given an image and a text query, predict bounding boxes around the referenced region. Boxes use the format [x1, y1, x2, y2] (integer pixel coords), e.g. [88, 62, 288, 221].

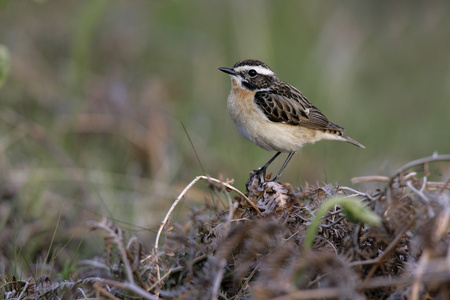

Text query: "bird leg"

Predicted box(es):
[246, 152, 281, 190]
[270, 152, 295, 183]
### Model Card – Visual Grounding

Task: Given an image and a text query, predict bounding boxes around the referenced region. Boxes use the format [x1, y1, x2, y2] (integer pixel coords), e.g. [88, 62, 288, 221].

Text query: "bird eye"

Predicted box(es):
[248, 69, 257, 77]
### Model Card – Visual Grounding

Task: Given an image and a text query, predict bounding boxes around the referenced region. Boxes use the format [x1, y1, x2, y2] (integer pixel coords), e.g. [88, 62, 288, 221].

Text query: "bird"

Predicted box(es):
[219, 59, 365, 188]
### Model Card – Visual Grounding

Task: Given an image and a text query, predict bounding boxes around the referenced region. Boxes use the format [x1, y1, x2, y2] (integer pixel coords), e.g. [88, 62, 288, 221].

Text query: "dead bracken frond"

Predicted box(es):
[0, 274, 34, 299]
[77, 155, 449, 299]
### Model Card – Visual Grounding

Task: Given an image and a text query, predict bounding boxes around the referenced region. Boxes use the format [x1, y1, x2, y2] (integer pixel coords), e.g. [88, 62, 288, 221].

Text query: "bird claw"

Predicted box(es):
[268, 175, 280, 183]
[245, 167, 266, 191]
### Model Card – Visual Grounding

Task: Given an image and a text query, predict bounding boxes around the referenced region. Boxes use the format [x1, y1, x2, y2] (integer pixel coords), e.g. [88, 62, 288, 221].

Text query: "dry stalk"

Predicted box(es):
[16, 277, 33, 300]
[88, 220, 135, 285]
[94, 282, 120, 300]
[93, 279, 160, 300]
[411, 249, 430, 300]
[211, 190, 239, 300]
[390, 154, 450, 183]
[351, 175, 390, 183]
[80, 155, 449, 299]
[272, 263, 450, 300]
[363, 216, 416, 281]
[153, 175, 260, 252]
[146, 175, 260, 285]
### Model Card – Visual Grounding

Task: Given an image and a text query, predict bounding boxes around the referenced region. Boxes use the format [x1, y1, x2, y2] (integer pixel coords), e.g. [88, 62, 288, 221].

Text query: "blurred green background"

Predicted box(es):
[0, 0, 449, 276]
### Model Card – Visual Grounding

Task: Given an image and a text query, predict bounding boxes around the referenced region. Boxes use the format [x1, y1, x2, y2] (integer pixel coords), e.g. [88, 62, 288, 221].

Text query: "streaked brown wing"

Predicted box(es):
[254, 86, 344, 132]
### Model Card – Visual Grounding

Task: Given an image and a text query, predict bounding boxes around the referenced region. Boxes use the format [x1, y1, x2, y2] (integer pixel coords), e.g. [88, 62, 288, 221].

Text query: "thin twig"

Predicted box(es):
[206, 176, 262, 215]
[411, 248, 430, 300]
[94, 279, 161, 300]
[406, 180, 430, 202]
[338, 186, 367, 197]
[89, 220, 135, 285]
[146, 269, 173, 293]
[364, 216, 416, 281]
[153, 176, 202, 253]
[419, 176, 427, 193]
[390, 154, 450, 183]
[212, 182, 239, 299]
[272, 268, 450, 300]
[146, 175, 260, 285]
[211, 258, 227, 300]
[437, 178, 450, 195]
[234, 262, 260, 299]
[319, 216, 344, 228]
[94, 282, 121, 300]
[17, 277, 33, 300]
[351, 175, 390, 183]
[153, 175, 260, 251]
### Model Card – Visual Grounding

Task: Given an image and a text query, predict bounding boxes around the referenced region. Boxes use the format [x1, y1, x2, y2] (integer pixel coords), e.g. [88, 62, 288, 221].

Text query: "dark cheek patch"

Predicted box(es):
[243, 81, 256, 91]
[244, 75, 273, 90]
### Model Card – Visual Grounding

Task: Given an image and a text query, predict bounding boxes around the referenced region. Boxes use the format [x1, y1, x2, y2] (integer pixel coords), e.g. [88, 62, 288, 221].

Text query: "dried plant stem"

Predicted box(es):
[212, 191, 239, 299]
[351, 175, 390, 183]
[154, 175, 260, 251]
[411, 249, 430, 300]
[272, 286, 345, 299]
[235, 263, 260, 298]
[211, 258, 227, 300]
[364, 216, 416, 281]
[146, 268, 173, 293]
[17, 277, 33, 300]
[303, 198, 340, 251]
[148, 175, 259, 285]
[406, 180, 430, 202]
[438, 178, 450, 194]
[94, 279, 160, 300]
[94, 282, 121, 300]
[153, 175, 200, 253]
[391, 154, 450, 181]
[89, 220, 135, 285]
[303, 197, 380, 251]
[272, 269, 450, 300]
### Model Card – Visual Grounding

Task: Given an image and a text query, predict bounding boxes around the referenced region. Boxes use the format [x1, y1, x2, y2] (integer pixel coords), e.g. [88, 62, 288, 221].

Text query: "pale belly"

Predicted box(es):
[227, 90, 324, 152]
[232, 114, 322, 152]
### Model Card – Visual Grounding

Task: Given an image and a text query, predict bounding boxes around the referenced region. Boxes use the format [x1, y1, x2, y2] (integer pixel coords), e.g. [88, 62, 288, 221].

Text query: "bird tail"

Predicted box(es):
[343, 135, 365, 148]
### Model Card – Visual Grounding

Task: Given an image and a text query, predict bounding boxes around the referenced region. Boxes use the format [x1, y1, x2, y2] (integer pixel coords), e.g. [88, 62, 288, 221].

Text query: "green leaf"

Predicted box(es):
[304, 197, 381, 250]
[341, 198, 381, 226]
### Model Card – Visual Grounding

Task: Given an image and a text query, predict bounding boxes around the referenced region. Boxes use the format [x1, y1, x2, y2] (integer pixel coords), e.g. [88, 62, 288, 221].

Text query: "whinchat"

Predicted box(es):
[219, 59, 364, 187]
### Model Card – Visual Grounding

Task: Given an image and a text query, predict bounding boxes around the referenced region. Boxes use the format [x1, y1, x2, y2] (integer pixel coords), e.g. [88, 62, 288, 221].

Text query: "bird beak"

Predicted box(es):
[219, 67, 238, 75]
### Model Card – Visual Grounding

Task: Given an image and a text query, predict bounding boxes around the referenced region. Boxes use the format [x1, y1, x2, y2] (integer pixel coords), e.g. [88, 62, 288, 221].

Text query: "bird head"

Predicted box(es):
[219, 59, 276, 91]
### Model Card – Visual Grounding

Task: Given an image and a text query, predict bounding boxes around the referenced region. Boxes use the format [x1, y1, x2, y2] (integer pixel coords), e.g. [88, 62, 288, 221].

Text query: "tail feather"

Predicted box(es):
[326, 122, 365, 148]
[343, 134, 365, 148]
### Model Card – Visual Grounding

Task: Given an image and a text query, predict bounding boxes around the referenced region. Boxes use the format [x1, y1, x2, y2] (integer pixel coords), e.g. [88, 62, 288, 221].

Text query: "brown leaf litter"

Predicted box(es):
[3, 155, 449, 299]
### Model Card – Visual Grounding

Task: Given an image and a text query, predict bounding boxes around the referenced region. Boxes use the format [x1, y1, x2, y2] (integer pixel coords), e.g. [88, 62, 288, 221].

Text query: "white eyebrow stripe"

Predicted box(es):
[235, 65, 274, 76]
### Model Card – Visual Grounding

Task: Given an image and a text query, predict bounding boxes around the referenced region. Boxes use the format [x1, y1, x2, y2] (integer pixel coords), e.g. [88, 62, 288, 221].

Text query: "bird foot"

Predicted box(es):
[245, 167, 267, 191]
[268, 175, 280, 183]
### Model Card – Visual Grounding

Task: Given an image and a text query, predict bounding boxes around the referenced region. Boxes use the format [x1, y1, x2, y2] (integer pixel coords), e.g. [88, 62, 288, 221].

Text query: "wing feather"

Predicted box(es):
[254, 84, 344, 132]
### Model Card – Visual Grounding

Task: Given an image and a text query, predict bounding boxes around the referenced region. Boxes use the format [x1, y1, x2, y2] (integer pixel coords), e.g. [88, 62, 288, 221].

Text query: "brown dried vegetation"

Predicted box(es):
[1, 155, 449, 299]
